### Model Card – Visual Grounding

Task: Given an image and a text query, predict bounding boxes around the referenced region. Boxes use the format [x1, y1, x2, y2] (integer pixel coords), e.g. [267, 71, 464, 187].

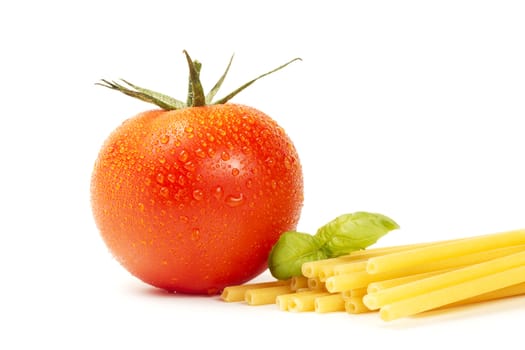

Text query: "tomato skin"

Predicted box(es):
[91, 104, 303, 294]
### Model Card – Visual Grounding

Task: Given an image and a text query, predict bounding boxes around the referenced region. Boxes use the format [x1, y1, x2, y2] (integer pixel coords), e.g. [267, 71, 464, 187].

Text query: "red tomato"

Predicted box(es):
[91, 101, 303, 294]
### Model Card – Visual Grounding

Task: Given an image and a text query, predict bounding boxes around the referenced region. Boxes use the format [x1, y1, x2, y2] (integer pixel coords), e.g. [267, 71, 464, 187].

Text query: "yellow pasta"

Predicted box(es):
[440, 281, 525, 309]
[220, 280, 290, 302]
[244, 285, 293, 305]
[394, 244, 525, 278]
[276, 290, 320, 311]
[344, 297, 372, 314]
[367, 269, 452, 294]
[364, 250, 525, 310]
[288, 292, 330, 312]
[379, 264, 525, 321]
[315, 293, 345, 313]
[332, 259, 368, 276]
[342, 288, 367, 299]
[327, 244, 525, 293]
[307, 277, 325, 291]
[290, 276, 309, 291]
[366, 229, 525, 275]
[301, 256, 356, 279]
[221, 228, 525, 322]
[326, 269, 402, 293]
[301, 241, 451, 279]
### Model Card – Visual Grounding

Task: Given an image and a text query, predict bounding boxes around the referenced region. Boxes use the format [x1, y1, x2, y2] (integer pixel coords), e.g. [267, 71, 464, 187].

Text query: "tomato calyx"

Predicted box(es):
[97, 50, 301, 110]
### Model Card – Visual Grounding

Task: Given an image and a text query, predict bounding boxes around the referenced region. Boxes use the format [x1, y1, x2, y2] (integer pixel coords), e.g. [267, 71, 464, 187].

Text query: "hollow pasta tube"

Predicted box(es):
[300, 240, 453, 279]
[379, 264, 525, 321]
[333, 260, 368, 276]
[364, 250, 525, 310]
[288, 292, 330, 312]
[439, 281, 525, 309]
[326, 269, 406, 293]
[302, 256, 358, 279]
[307, 277, 325, 291]
[276, 290, 322, 311]
[290, 276, 309, 291]
[345, 297, 372, 314]
[244, 285, 293, 305]
[342, 287, 368, 300]
[367, 269, 453, 294]
[315, 294, 345, 313]
[367, 229, 525, 275]
[221, 280, 290, 302]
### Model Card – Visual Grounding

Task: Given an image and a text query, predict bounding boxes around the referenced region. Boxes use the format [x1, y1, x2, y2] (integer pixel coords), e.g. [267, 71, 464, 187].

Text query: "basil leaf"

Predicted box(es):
[268, 231, 328, 280]
[316, 212, 399, 257]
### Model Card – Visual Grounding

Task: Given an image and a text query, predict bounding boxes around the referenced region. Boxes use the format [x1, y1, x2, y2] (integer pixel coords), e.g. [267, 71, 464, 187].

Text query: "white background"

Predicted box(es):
[1, 0, 525, 348]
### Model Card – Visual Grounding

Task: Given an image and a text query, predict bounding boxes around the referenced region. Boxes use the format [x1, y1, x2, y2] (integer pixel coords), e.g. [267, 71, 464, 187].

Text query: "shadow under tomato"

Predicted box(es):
[123, 282, 222, 300]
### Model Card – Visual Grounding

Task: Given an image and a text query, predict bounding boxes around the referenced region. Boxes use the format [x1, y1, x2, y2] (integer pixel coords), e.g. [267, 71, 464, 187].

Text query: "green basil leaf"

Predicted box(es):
[268, 231, 328, 280]
[316, 212, 399, 257]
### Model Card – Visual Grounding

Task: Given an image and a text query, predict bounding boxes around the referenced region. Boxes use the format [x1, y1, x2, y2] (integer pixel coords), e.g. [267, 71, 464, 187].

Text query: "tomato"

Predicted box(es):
[90, 52, 303, 294]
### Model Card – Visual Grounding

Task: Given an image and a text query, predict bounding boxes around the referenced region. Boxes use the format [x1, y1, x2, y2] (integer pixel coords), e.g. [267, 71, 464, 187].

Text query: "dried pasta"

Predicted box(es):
[363, 250, 525, 310]
[288, 292, 330, 312]
[244, 285, 293, 305]
[344, 297, 372, 314]
[379, 264, 525, 321]
[307, 277, 325, 290]
[220, 228, 525, 322]
[315, 294, 345, 313]
[290, 276, 309, 291]
[366, 229, 525, 275]
[276, 290, 321, 311]
[220, 280, 289, 302]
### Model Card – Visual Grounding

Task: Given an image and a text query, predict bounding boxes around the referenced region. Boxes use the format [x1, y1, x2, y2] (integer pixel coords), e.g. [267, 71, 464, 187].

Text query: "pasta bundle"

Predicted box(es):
[220, 229, 525, 321]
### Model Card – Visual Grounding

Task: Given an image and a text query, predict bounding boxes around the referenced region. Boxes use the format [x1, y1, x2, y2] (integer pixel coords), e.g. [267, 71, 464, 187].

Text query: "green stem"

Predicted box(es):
[97, 50, 301, 110]
[213, 57, 302, 105]
[183, 50, 206, 107]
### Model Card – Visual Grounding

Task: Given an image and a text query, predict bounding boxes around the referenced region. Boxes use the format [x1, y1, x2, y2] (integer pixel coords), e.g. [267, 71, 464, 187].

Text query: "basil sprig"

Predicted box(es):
[268, 212, 399, 280]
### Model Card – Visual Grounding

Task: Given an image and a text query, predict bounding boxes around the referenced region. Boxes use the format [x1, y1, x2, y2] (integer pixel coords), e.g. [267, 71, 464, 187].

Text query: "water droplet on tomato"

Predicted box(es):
[144, 178, 152, 186]
[231, 168, 240, 176]
[271, 180, 277, 189]
[167, 173, 176, 183]
[265, 156, 275, 167]
[160, 135, 170, 144]
[191, 229, 200, 241]
[137, 203, 145, 212]
[185, 126, 194, 133]
[206, 133, 215, 142]
[221, 151, 231, 161]
[178, 149, 189, 162]
[159, 186, 169, 198]
[156, 173, 165, 184]
[246, 179, 253, 188]
[184, 161, 196, 172]
[195, 148, 206, 158]
[284, 157, 292, 170]
[213, 186, 224, 200]
[192, 189, 204, 201]
[225, 193, 245, 207]
[179, 215, 189, 223]
[158, 156, 166, 164]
